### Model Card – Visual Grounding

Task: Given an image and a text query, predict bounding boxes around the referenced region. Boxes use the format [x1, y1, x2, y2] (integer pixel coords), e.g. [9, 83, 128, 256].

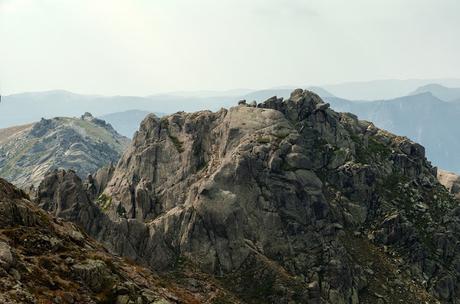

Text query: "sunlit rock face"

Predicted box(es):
[0, 113, 129, 187]
[438, 169, 460, 200]
[36, 90, 460, 303]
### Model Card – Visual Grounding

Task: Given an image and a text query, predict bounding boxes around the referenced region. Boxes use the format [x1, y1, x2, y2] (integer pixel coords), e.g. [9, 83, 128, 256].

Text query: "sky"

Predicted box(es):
[1, 0, 459, 96]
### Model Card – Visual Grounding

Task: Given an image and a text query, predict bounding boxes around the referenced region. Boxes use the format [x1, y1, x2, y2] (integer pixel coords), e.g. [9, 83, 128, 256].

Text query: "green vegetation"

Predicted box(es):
[210, 296, 236, 304]
[72, 119, 126, 150]
[367, 138, 391, 158]
[351, 134, 391, 164]
[377, 171, 457, 258]
[172, 255, 188, 270]
[270, 125, 290, 139]
[95, 194, 112, 211]
[116, 204, 127, 218]
[256, 136, 271, 144]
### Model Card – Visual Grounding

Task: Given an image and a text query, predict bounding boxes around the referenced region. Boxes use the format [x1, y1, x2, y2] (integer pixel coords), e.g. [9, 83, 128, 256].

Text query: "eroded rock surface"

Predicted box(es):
[0, 178, 239, 303]
[0, 113, 129, 187]
[438, 169, 460, 200]
[36, 90, 460, 303]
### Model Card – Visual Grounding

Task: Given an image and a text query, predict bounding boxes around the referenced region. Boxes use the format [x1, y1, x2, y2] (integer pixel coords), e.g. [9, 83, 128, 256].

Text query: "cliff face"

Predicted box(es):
[0, 113, 129, 187]
[37, 90, 460, 303]
[438, 169, 460, 200]
[0, 177, 242, 304]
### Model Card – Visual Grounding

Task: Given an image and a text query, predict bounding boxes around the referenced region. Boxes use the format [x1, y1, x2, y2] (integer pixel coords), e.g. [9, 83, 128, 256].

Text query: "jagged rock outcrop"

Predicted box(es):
[324, 92, 460, 174]
[438, 169, 460, 200]
[0, 113, 129, 187]
[36, 90, 460, 303]
[0, 177, 239, 303]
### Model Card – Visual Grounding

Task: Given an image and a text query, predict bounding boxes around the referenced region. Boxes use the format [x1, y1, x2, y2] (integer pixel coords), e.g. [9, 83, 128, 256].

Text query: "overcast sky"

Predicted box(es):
[1, 0, 459, 95]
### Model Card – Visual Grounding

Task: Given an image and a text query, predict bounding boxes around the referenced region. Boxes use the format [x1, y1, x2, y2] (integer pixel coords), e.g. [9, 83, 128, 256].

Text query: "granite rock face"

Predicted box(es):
[0, 177, 238, 303]
[36, 90, 460, 303]
[0, 113, 129, 187]
[438, 169, 460, 200]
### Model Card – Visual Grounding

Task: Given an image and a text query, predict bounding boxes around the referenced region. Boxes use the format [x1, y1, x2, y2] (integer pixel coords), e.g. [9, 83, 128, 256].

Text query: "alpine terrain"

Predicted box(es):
[0, 113, 129, 187]
[31, 90, 460, 303]
[0, 177, 241, 303]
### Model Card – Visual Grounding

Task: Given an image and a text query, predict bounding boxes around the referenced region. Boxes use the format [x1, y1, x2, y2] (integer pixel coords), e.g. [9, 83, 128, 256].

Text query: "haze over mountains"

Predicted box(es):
[3, 79, 460, 174]
[3, 0, 460, 302]
[99, 110, 160, 138]
[22, 90, 460, 303]
[320, 78, 460, 100]
[2, 78, 459, 128]
[2, 88, 460, 302]
[324, 89, 460, 174]
[410, 84, 460, 102]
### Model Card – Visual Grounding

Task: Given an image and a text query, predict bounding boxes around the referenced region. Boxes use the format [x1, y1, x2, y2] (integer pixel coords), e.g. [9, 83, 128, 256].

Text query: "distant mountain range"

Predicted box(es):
[2, 80, 460, 173]
[410, 84, 460, 102]
[28, 90, 460, 303]
[3, 79, 460, 128]
[2, 89, 460, 302]
[99, 110, 163, 138]
[320, 78, 460, 100]
[0, 87, 335, 129]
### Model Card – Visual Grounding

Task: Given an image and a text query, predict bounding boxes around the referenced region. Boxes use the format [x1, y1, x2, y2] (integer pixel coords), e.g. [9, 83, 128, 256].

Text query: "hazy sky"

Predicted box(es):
[1, 0, 459, 95]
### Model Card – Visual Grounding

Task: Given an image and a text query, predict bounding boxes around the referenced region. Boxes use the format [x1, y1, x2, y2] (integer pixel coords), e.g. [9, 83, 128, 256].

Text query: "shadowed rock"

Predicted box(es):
[36, 90, 460, 303]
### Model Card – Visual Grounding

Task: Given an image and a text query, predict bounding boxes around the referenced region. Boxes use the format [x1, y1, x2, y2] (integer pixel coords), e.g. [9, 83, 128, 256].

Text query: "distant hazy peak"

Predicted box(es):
[416, 83, 449, 90]
[411, 83, 460, 102]
[81, 112, 94, 120]
[307, 86, 336, 98]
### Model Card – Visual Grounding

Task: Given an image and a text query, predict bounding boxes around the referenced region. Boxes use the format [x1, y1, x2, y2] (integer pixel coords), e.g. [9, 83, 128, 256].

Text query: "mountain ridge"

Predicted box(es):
[324, 93, 460, 174]
[0, 177, 242, 303]
[0, 113, 129, 187]
[411, 84, 460, 102]
[33, 89, 460, 303]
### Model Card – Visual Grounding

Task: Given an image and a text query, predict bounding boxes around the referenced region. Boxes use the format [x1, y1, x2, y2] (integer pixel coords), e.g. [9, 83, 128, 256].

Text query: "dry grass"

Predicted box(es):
[0, 123, 33, 144]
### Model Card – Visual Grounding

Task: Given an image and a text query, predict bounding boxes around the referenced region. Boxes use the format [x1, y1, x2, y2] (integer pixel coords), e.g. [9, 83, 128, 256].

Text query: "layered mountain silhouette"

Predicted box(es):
[23, 90, 460, 303]
[320, 78, 460, 100]
[99, 110, 159, 138]
[411, 84, 460, 102]
[0, 88, 335, 130]
[325, 93, 460, 174]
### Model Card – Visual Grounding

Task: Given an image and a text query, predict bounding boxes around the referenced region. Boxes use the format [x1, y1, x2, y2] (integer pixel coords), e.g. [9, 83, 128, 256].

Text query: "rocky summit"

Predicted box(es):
[34, 89, 460, 303]
[0, 113, 129, 188]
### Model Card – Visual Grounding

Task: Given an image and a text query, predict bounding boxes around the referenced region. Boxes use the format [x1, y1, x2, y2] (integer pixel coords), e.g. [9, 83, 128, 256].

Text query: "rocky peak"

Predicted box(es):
[35, 90, 460, 303]
[0, 114, 130, 187]
[29, 117, 57, 137]
[0, 178, 27, 200]
[80, 112, 94, 121]
[81, 111, 118, 133]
